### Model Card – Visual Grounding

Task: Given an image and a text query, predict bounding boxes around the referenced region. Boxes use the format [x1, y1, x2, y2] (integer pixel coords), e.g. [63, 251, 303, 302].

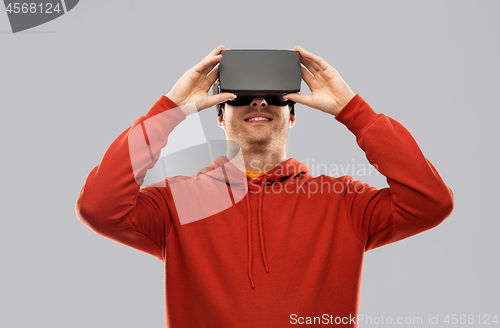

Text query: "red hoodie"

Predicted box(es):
[75, 94, 454, 327]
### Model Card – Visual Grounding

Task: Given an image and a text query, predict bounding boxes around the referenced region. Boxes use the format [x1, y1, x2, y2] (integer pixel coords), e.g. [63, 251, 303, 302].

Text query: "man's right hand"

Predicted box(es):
[166, 45, 236, 112]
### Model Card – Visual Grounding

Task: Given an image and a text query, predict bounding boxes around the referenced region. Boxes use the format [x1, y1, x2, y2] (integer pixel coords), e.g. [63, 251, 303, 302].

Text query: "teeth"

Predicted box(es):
[247, 117, 270, 122]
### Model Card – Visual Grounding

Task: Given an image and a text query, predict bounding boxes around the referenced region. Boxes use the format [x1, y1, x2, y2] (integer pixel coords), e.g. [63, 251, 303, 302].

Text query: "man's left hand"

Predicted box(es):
[283, 46, 356, 116]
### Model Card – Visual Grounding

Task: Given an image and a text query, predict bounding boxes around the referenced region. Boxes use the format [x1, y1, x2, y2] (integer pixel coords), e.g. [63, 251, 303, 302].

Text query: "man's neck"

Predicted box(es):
[226, 142, 287, 172]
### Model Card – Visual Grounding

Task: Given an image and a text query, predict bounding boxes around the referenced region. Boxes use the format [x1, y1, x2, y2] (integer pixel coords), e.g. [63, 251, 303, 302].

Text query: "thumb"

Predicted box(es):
[206, 93, 236, 109]
[283, 93, 314, 107]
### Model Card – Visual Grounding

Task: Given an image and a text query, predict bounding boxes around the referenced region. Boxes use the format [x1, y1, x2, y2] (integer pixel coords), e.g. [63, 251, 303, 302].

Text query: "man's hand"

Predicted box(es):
[283, 46, 356, 116]
[166, 45, 236, 112]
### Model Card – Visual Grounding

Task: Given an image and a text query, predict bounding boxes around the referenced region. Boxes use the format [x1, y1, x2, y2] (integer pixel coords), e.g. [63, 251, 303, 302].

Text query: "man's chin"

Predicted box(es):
[228, 131, 280, 149]
[243, 136, 273, 148]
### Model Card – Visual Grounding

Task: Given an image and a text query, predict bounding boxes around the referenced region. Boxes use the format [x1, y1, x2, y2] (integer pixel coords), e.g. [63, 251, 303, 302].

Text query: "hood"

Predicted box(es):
[194, 155, 310, 289]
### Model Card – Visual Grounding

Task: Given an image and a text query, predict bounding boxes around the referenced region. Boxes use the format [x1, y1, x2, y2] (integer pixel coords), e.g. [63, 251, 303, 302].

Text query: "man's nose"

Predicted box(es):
[251, 97, 268, 107]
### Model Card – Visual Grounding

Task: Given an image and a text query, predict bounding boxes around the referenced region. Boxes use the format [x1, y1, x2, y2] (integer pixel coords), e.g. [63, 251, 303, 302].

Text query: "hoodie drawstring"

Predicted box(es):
[207, 157, 307, 290]
[258, 178, 270, 274]
[242, 176, 268, 289]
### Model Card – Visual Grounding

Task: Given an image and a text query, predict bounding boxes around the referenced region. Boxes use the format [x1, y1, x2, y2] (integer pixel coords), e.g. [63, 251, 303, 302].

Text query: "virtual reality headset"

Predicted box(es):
[217, 49, 301, 116]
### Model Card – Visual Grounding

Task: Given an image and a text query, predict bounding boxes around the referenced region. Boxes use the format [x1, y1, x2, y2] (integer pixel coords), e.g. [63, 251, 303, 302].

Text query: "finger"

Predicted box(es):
[293, 46, 315, 69]
[192, 54, 222, 76]
[295, 45, 331, 71]
[205, 66, 220, 89]
[206, 93, 236, 109]
[191, 45, 226, 74]
[294, 46, 324, 74]
[210, 44, 226, 56]
[297, 52, 319, 75]
[300, 65, 314, 86]
[283, 93, 315, 108]
[300, 53, 321, 75]
[201, 45, 230, 74]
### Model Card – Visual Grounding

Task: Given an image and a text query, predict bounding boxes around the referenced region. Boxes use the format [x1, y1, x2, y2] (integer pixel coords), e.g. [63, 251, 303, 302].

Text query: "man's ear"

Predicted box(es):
[289, 111, 296, 128]
[217, 112, 225, 129]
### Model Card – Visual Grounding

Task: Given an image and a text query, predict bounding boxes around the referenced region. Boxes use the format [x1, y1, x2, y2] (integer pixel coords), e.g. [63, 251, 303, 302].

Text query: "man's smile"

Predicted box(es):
[245, 117, 273, 123]
[244, 113, 273, 123]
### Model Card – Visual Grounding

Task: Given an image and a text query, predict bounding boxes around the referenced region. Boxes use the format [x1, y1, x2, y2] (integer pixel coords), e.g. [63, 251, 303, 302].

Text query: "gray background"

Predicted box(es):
[1, 0, 499, 327]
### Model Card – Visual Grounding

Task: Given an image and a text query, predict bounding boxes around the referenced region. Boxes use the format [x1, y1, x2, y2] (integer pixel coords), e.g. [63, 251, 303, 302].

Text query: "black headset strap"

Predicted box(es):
[217, 83, 222, 116]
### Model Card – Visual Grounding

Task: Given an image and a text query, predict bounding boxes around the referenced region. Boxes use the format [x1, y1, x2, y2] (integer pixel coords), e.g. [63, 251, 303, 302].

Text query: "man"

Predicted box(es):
[76, 45, 454, 327]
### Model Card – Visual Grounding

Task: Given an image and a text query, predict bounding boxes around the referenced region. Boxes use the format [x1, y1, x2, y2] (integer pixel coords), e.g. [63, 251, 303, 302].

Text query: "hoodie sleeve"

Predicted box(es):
[335, 94, 454, 251]
[75, 96, 187, 261]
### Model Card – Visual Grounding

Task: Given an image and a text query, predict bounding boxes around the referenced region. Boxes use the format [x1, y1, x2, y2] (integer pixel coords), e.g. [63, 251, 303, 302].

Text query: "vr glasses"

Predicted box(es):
[217, 49, 301, 116]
